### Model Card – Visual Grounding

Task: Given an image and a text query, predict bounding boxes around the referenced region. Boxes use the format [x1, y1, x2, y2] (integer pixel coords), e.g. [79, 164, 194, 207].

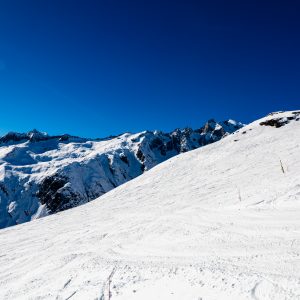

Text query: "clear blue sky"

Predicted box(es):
[0, 0, 299, 138]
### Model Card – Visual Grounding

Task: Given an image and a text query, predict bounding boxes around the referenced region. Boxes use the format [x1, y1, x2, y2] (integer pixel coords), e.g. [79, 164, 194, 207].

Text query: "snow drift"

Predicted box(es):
[0, 111, 299, 300]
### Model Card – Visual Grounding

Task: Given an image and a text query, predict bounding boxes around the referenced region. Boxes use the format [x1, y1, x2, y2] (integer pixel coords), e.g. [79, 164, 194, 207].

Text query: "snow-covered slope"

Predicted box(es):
[0, 111, 299, 300]
[0, 119, 242, 229]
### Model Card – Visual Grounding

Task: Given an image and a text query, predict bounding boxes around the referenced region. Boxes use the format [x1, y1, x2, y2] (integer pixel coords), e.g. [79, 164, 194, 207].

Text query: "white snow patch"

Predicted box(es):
[0, 111, 299, 299]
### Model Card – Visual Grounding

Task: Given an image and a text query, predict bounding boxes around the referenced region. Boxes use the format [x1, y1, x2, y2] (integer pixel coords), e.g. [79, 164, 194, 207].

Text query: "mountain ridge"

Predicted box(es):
[0, 111, 299, 300]
[0, 118, 243, 229]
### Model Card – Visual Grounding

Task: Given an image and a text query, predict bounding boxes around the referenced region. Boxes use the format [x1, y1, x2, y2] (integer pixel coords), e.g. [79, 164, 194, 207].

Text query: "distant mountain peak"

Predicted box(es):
[0, 118, 243, 229]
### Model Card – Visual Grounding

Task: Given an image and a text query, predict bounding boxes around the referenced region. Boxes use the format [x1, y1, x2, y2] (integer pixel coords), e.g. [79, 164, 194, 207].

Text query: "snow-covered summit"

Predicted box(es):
[0, 119, 243, 229]
[0, 110, 299, 300]
[0, 129, 48, 144]
[0, 129, 87, 145]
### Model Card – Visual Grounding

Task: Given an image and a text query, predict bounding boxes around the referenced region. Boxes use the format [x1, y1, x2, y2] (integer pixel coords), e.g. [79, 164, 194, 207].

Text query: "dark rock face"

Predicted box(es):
[260, 111, 300, 128]
[260, 119, 286, 128]
[0, 132, 28, 144]
[37, 175, 77, 213]
[119, 154, 129, 165]
[136, 149, 146, 162]
[0, 183, 8, 196]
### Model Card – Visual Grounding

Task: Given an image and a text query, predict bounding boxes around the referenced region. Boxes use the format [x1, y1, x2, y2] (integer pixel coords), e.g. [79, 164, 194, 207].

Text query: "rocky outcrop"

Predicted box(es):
[0, 130, 87, 145]
[260, 111, 300, 128]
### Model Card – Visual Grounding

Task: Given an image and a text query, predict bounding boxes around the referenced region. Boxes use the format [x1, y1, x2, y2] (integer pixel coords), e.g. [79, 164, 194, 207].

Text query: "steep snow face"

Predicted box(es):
[0, 119, 243, 229]
[0, 111, 299, 300]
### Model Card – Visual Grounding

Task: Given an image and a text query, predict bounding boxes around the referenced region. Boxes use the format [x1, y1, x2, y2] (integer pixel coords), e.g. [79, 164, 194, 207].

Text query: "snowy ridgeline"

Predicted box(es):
[0, 119, 243, 229]
[0, 111, 299, 300]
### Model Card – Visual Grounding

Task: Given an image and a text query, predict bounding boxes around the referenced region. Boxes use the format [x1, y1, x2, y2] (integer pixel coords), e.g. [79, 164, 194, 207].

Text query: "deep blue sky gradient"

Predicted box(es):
[0, 0, 299, 137]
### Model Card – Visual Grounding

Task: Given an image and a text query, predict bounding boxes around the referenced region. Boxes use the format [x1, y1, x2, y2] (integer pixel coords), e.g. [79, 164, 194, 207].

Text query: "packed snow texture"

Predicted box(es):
[0, 111, 299, 299]
[0, 119, 242, 229]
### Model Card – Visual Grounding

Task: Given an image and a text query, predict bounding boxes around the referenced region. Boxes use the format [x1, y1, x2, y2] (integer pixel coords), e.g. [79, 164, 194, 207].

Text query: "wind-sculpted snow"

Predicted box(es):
[0, 119, 243, 229]
[0, 111, 299, 300]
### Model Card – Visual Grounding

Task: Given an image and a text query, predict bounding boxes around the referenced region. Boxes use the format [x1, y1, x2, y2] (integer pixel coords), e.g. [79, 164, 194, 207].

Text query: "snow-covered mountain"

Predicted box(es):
[0, 111, 299, 300]
[0, 119, 243, 229]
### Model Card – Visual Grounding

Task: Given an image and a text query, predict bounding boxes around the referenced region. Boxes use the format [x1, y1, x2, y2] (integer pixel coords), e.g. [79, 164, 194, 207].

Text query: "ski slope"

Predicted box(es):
[0, 111, 299, 300]
[0, 119, 242, 229]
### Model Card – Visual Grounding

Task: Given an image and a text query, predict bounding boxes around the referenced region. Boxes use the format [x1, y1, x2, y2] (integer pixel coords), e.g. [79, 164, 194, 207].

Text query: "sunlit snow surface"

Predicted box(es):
[0, 120, 242, 229]
[0, 111, 299, 299]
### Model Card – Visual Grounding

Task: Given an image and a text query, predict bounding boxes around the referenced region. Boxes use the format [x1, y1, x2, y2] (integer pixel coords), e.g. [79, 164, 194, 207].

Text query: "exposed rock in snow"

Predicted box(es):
[0, 111, 299, 300]
[0, 129, 49, 144]
[260, 110, 300, 128]
[0, 120, 243, 229]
